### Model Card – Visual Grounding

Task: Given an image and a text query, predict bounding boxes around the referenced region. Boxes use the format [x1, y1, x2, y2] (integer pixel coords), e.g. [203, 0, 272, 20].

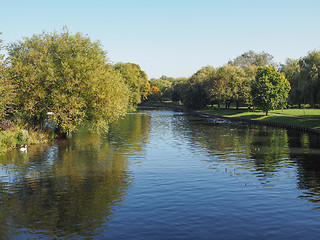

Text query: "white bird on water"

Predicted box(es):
[20, 145, 27, 152]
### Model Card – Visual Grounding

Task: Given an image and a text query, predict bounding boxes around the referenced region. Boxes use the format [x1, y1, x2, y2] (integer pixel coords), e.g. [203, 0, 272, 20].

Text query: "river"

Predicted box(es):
[1, 109, 320, 239]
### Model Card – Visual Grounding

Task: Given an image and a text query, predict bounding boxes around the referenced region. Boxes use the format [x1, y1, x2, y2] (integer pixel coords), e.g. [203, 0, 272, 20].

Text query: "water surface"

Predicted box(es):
[1, 109, 320, 239]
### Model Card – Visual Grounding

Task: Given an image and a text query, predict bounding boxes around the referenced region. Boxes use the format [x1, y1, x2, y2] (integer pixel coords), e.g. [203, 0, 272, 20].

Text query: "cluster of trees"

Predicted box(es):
[0, 29, 150, 136]
[149, 49, 320, 113]
[150, 51, 285, 111]
[280, 51, 320, 108]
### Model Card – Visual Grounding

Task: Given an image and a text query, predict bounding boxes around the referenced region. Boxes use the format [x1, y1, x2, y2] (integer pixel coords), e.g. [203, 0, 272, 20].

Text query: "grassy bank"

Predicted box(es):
[197, 108, 320, 130]
[140, 102, 320, 131]
[270, 108, 320, 118]
[0, 122, 54, 153]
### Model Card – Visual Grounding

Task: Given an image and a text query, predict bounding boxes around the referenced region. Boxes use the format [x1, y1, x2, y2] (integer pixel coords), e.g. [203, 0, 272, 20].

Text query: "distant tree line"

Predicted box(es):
[0, 29, 150, 136]
[149, 50, 320, 112]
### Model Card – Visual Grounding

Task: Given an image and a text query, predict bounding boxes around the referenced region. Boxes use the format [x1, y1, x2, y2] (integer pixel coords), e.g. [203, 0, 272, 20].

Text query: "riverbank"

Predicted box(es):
[139, 102, 320, 134]
[0, 121, 54, 153]
[195, 108, 320, 134]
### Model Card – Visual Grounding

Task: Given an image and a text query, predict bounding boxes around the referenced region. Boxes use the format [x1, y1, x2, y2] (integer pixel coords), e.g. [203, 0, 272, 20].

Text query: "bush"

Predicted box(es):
[0, 126, 52, 153]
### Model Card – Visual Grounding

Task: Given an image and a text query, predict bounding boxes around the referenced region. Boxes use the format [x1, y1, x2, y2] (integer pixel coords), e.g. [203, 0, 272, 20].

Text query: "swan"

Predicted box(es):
[20, 145, 27, 152]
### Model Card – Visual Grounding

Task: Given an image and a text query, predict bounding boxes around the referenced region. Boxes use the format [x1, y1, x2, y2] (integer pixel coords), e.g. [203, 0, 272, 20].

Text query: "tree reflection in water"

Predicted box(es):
[1, 110, 320, 239]
[291, 133, 320, 209]
[0, 112, 150, 239]
[183, 115, 320, 198]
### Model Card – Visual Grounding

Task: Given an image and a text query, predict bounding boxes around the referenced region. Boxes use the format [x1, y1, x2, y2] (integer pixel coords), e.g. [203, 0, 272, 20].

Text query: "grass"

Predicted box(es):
[270, 108, 320, 118]
[197, 108, 320, 130]
[207, 104, 320, 118]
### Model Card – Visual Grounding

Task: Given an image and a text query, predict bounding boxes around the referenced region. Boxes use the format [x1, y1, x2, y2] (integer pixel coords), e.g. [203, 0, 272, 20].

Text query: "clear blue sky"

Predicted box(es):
[1, 0, 320, 78]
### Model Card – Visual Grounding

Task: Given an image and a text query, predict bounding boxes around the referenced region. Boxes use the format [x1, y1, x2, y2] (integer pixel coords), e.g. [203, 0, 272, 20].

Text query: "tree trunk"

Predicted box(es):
[266, 109, 268, 115]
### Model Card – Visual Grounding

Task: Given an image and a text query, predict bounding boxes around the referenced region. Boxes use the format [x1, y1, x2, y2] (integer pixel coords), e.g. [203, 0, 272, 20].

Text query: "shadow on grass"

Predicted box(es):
[201, 109, 251, 116]
[302, 115, 320, 119]
[236, 114, 264, 120]
[250, 116, 320, 129]
[270, 113, 320, 119]
[199, 108, 320, 130]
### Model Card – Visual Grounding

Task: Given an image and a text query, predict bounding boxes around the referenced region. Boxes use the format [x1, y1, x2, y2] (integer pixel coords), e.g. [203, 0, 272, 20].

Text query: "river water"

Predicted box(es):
[1, 109, 320, 239]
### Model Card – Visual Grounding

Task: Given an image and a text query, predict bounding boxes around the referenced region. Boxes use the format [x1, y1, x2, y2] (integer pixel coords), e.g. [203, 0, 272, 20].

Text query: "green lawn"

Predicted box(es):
[197, 108, 320, 130]
[270, 108, 320, 118]
[206, 104, 320, 117]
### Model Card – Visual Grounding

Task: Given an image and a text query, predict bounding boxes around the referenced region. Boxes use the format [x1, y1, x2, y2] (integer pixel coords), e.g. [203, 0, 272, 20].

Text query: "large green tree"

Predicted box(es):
[7, 29, 130, 136]
[298, 51, 320, 105]
[204, 65, 250, 109]
[114, 62, 150, 108]
[227, 65, 251, 109]
[280, 58, 302, 107]
[281, 51, 320, 107]
[170, 77, 188, 103]
[251, 66, 291, 115]
[182, 66, 215, 109]
[204, 66, 230, 108]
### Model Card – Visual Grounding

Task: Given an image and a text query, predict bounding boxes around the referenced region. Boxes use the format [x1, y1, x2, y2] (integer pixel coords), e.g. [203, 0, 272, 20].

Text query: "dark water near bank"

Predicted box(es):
[1, 109, 320, 239]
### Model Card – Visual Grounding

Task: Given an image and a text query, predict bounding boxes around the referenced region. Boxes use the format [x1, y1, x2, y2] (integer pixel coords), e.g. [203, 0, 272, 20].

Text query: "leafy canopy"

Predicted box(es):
[114, 62, 150, 107]
[182, 66, 216, 109]
[229, 50, 274, 68]
[251, 66, 291, 115]
[7, 29, 130, 136]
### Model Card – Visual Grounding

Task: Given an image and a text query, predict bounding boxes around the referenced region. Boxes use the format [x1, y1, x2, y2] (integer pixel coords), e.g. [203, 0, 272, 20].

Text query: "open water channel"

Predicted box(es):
[1, 109, 320, 239]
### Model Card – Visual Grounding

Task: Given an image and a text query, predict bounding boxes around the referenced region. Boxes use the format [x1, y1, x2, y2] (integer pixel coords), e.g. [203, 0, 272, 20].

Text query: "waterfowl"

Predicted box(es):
[20, 145, 27, 152]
